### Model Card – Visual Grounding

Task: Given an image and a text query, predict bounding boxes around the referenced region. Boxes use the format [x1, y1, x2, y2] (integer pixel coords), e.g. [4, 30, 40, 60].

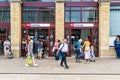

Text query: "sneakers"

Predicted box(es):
[60, 64, 64, 67]
[25, 64, 30, 67]
[65, 66, 69, 69]
[25, 64, 38, 67]
[33, 64, 38, 67]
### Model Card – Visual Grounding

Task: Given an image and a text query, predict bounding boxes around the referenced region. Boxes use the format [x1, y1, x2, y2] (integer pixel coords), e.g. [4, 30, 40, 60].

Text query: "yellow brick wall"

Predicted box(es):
[55, 2, 64, 41]
[99, 1, 112, 57]
[10, 2, 21, 57]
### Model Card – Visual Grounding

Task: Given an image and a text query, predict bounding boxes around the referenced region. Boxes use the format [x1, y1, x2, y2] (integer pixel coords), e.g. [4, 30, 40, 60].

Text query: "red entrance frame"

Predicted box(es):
[0, 2, 10, 40]
[21, 2, 55, 57]
[65, 22, 99, 57]
[22, 22, 55, 57]
[65, 2, 99, 57]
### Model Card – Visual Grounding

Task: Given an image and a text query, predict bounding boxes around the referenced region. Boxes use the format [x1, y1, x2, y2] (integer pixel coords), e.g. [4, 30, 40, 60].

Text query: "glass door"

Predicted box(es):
[0, 28, 8, 55]
[70, 28, 99, 57]
[93, 28, 99, 57]
[65, 27, 71, 57]
[49, 28, 55, 56]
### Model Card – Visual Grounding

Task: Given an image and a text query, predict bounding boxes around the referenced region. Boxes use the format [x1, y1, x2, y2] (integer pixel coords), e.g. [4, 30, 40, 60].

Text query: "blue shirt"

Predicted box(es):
[37, 41, 42, 49]
[74, 41, 81, 50]
[114, 40, 120, 49]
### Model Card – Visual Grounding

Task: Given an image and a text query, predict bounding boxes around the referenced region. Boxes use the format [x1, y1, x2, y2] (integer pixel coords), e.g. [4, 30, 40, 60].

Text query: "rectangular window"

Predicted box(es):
[65, 7, 98, 22]
[0, 7, 10, 22]
[82, 11, 98, 22]
[39, 11, 55, 22]
[82, 0, 94, 2]
[71, 12, 80, 22]
[23, 0, 54, 2]
[22, 7, 37, 22]
[66, 0, 95, 2]
[39, 7, 55, 22]
[22, 7, 55, 22]
[0, 0, 8, 2]
[110, 9, 120, 35]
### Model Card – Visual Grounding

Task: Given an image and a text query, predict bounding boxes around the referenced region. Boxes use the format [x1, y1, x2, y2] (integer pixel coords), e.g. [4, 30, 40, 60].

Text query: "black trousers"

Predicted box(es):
[60, 52, 68, 67]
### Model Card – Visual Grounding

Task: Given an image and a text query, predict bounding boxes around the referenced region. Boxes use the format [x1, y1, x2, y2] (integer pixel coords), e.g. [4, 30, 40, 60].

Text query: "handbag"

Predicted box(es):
[26, 56, 32, 65]
[52, 47, 55, 52]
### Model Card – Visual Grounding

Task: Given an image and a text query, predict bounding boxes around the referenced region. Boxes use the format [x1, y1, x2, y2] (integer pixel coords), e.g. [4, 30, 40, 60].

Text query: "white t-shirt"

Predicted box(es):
[59, 43, 68, 52]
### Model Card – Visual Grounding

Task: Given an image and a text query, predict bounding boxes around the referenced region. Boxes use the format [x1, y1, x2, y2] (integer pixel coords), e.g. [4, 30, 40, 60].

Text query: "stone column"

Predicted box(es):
[99, 0, 111, 57]
[55, 0, 65, 41]
[9, 0, 22, 57]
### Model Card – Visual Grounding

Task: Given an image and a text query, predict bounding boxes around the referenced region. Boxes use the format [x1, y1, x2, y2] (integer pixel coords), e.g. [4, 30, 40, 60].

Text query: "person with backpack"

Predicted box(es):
[57, 40, 62, 60]
[73, 39, 82, 63]
[57, 39, 69, 69]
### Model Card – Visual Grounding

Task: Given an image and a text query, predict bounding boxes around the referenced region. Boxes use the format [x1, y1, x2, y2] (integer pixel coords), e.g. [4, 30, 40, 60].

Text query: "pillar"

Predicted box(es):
[55, 0, 65, 41]
[99, 0, 111, 57]
[9, 0, 22, 57]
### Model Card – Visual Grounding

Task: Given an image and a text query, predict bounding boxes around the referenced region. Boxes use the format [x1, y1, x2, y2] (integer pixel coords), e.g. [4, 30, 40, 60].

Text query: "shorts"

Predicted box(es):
[85, 46, 90, 51]
[27, 52, 34, 57]
[38, 49, 43, 52]
[90, 52, 95, 57]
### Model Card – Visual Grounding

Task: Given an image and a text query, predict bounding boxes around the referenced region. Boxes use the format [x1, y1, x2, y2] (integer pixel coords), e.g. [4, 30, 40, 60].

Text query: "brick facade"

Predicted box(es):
[99, 0, 116, 57]
[8, 0, 117, 57]
[55, 2, 65, 41]
[9, 0, 22, 57]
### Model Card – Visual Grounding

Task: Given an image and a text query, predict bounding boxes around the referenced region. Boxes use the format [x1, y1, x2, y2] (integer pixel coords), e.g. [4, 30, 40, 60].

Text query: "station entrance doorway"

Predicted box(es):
[0, 28, 10, 55]
[65, 27, 98, 57]
[22, 28, 55, 57]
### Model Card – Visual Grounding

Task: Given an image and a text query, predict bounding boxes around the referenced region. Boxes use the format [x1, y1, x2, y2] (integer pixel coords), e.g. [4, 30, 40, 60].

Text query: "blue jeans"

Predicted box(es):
[75, 49, 80, 61]
[115, 48, 120, 59]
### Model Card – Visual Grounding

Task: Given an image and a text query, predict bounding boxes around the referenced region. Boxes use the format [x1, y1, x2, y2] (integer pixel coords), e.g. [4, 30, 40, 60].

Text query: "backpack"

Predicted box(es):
[74, 42, 78, 48]
[26, 56, 32, 65]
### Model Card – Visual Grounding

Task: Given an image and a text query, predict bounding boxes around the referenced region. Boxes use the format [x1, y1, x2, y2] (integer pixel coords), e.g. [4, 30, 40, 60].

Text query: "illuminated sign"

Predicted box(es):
[74, 23, 94, 27]
[30, 23, 50, 27]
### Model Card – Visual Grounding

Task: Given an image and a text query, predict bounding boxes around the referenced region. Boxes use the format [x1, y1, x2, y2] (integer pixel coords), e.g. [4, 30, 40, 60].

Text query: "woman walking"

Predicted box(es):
[25, 35, 38, 67]
[53, 39, 59, 60]
[82, 37, 91, 63]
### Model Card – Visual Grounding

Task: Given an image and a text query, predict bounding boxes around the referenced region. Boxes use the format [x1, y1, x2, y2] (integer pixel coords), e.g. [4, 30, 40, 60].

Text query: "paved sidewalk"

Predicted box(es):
[0, 57, 120, 80]
[0, 57, 120, 74]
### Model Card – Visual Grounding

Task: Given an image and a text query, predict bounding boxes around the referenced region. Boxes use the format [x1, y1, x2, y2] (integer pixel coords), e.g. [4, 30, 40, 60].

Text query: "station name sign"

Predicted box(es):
[30, 23, 50, 27]
[73, 23, 94, 27]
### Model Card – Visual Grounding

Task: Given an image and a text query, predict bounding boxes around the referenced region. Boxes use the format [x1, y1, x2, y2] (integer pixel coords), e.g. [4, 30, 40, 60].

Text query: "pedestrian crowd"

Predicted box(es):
[2, 35, 120, 69]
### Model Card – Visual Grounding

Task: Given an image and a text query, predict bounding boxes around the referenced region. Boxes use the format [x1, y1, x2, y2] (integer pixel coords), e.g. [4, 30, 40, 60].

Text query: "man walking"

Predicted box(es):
[74, 39, 82, 63]
[57, 39, 69, 69]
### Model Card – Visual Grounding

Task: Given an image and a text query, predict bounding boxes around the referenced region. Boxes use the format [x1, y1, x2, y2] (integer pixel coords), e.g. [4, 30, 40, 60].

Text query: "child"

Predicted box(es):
[90, 46, 95, 62]
[84, 49, 90, 63]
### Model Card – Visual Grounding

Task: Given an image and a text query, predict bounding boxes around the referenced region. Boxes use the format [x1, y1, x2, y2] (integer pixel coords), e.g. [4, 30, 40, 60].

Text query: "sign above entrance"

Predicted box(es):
[30, 23, 50, 27]
[70, 23, 94, 27]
